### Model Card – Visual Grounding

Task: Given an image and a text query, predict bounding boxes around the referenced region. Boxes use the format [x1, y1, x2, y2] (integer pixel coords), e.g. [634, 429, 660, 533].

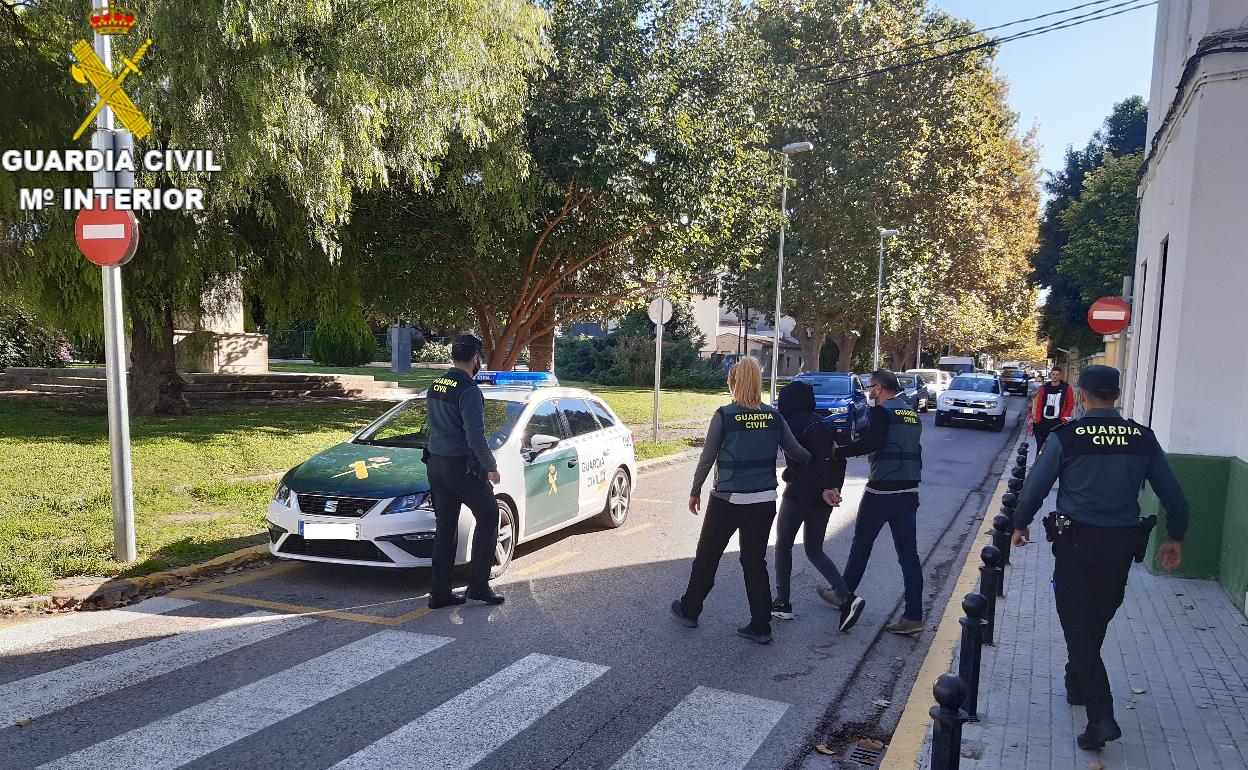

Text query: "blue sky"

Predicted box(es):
[929, 0, 1157, 177]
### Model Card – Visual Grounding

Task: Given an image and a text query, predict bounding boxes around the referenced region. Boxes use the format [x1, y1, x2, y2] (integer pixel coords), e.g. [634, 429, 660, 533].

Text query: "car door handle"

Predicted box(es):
[567, 460, 576, 468]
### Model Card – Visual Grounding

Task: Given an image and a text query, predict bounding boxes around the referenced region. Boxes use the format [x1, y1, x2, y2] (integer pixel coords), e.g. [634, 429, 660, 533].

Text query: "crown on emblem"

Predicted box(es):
[89, 5, 138, 35]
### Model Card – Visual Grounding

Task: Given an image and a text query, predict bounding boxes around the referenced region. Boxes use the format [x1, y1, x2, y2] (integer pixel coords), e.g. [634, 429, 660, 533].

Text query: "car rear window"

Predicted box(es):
[560, 399, 602, 437]
[587, 400, 618, 427]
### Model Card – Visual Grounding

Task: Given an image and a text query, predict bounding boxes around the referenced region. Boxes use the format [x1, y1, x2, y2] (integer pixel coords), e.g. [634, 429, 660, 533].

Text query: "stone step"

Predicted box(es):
[180, 381, 360, 393]
[184, 389, 373, 401]
[21, 383, 104, 394]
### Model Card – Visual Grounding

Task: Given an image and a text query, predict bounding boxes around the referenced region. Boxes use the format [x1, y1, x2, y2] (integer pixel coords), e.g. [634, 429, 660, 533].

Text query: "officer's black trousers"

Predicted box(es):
[681, 495, 776, 631]
[427, 453, 499, 598]
[1052, 525, 1137, 724]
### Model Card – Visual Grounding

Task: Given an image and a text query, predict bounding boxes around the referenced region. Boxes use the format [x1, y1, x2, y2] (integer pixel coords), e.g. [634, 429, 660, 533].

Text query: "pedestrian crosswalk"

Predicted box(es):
[2, 602, 792, 770]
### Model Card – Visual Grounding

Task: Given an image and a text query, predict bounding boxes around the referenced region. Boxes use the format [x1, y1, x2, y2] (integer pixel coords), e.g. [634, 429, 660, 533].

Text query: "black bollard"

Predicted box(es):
[1016, 442, 1028, 455]
[979, 545, 1001, 645]
[958, 593, 989, 721]
[929, 673, 970, 770]
[1006, 476, 1023, 493]
[992, 514, 1013, 573]
[1011, 464, 1026, 479]
[1001, 491, 1018, 510]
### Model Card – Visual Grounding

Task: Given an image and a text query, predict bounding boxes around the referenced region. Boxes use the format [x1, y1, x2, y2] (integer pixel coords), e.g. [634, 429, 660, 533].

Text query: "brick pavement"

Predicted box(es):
[922, 448, 1248, 770]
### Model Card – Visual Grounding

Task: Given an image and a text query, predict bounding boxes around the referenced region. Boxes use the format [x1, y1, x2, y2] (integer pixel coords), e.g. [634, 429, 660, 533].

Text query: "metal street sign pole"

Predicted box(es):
[1117, 275, 1132, 408]
[652, 297, 666, 444]
[770, 157, 789, 404]
[93, 1, 136, 562]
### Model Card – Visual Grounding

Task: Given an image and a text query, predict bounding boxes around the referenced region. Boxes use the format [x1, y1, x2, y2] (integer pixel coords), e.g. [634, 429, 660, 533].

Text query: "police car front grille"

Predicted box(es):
[296, 493, 378, 518]
[278, 535, 394, 563]
[949, 398, 991, 409]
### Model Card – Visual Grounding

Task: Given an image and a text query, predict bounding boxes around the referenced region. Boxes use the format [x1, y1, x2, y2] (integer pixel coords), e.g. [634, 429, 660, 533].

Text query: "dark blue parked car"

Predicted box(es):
[791, 372, 870, 441]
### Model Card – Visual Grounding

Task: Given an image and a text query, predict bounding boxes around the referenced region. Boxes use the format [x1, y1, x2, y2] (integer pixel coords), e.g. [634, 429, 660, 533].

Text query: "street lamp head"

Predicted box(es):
[880, 229, 900, 237]
[781, 141, 815, 155]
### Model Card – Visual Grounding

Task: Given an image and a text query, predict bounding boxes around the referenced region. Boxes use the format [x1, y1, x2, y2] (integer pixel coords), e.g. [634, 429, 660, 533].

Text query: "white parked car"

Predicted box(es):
[907, 369, 953, 400]
[934, 372, 1006, 431]
[266, 372, 637, 577]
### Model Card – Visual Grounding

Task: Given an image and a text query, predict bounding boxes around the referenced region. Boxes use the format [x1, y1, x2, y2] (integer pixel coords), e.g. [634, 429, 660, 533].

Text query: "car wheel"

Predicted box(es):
[992, 414, 1005, 432]
[596, 468, 632, 528]
[490, 498, 517, 578]
[934, 412, 946, 427]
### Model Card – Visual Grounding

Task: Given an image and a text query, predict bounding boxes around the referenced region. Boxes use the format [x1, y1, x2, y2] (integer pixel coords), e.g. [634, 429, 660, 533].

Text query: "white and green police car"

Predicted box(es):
[266, 372, 637, 577]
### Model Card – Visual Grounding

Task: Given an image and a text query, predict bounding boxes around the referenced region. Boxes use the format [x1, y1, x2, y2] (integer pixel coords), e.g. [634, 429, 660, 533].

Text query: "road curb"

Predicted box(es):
[0, 544, 273, 617]
[878, 453, 1017, 768]
[637, 447, 701, 474]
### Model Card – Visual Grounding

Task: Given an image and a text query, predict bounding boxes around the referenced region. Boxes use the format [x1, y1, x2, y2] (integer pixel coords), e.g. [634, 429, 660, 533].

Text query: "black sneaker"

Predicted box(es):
[1076, 718, 1122, 750]
[839, 594, 866, 632]
[428, 593, 466, 609]
[735, 624, 773, 645]
[770, 600, 795, 620]
[670, 599, 698, 628]
[466, 588, 505, 605]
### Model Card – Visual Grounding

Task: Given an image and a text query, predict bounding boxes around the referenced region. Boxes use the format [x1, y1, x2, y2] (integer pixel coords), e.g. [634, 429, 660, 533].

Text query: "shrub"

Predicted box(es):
[309, 314, 380, 366]
[412, 341, 453, 364]
[0, 300, 68, 369]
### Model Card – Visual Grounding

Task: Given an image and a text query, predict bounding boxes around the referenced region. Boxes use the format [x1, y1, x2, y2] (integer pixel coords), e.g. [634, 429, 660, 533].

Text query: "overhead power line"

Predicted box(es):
[819, 1, 1158, 86]
[804, 0, 1130, 72]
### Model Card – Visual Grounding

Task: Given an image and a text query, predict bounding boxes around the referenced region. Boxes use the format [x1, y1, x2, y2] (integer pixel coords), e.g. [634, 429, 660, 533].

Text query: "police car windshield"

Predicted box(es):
[949, 376, 999, 394]
[355, 399, 525, 449]
[796, 376, 851, 395]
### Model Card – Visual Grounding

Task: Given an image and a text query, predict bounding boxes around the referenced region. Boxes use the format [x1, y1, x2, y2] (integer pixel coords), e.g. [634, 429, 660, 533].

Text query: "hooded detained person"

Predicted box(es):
[772, 380, 866, 632]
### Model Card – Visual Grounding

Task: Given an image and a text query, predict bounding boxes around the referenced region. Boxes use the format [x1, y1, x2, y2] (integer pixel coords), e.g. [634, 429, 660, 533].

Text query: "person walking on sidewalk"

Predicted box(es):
[1011, 365, 1189, 752]
[836, 369, 924, 636]
[672, 357, 811, 645]
[1033, 366, 1075, 449]
[771, 379, 866, 632]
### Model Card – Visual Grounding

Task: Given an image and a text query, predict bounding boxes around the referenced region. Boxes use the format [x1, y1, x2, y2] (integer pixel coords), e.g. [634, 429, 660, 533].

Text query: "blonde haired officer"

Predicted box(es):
[671, 357, 810, 645]
[1012, 365, 1189, 751]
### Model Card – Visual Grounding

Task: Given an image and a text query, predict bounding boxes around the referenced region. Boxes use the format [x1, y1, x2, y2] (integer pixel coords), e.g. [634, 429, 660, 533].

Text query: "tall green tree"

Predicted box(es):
[1, 0, 545, 412]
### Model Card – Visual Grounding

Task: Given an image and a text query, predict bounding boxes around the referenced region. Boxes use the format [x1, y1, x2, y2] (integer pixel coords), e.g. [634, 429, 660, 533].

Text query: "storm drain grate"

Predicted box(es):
[846, 741, 885, 766]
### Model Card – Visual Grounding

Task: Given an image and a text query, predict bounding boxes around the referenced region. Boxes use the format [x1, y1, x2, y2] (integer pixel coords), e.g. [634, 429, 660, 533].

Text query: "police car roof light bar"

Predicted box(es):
[474, 370, 560, 388]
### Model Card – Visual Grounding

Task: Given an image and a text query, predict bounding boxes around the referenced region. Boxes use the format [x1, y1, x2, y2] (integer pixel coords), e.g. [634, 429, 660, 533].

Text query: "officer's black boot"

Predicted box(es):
[466, 586, 505, 605]
[1076, 718, 1122, 750]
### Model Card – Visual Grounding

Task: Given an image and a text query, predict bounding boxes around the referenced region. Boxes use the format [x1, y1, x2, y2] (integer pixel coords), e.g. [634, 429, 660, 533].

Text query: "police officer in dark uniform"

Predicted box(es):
[837, 369, 925, 635]
[1012, 365, 1188, 750]
[424, 335, 505, 608]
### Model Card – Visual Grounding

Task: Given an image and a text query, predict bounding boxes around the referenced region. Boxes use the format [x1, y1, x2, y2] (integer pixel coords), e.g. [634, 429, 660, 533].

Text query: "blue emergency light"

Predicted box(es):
[474, 371, 559, 388]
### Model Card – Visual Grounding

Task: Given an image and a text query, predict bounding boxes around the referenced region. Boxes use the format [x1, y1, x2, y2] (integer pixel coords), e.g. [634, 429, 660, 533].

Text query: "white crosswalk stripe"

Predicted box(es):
[609, 685, 789, 770]
[332, 652, 608, 770]
[0, 597, 197, 655]
[37, 629, 452, 770]
[0, 610, 315, 725]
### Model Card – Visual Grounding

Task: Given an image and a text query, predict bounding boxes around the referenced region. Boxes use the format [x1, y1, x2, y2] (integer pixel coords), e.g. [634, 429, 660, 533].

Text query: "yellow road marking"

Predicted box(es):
[193, 561, 304, 590]
[170, 589, 432, 627]
[615, 522, 654, 537]
[512, 551, 578, 578]
[634, 497, 678, 504]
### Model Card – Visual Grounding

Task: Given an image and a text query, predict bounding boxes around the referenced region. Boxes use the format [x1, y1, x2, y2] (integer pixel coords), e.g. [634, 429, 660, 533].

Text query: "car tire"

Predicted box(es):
[992, 415, 1005, 432]
[935, 411, 947, 427]
[596, 468, 632, 529]
[490, 497, 517, 578]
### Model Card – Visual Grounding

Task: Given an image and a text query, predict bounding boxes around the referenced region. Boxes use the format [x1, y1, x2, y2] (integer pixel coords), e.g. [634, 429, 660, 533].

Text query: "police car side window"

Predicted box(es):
[523, 401, 566, 445]
[587, 400, 617, 428]
[559, 399, 602, 437]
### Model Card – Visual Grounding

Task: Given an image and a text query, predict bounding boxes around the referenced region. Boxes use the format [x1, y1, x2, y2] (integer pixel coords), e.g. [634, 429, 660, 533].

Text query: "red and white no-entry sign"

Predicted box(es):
[1088, 295, 1131, 335]
[75, 202, 139, 267]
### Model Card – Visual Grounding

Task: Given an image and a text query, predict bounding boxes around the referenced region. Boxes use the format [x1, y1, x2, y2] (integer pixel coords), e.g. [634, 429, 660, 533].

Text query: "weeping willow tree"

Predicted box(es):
[0, 0, 546, 412]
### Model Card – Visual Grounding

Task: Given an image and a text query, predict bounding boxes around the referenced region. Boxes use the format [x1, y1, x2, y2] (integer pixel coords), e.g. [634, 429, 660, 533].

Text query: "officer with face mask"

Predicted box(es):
[1012, 365, 1189, 751]
[425, 334, 504, 608]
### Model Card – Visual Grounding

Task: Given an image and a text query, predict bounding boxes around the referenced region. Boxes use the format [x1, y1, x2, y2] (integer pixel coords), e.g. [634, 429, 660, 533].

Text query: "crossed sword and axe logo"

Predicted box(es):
[70, 37, 153, 141]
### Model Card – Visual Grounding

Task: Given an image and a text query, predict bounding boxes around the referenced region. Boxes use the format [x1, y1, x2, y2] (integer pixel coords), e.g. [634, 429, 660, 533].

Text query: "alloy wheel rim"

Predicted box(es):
[495, 506, 514, 565]
[609, 474, 629, 524]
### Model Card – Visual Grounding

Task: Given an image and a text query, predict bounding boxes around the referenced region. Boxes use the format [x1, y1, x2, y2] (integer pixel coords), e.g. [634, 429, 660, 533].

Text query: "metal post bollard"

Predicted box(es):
[1017, 442, 1029, 459]
[958, 593, 988, 721]
[991, 514, 1012, 578]
[929, 673, 970, 770]
[979, 545, 1001, 645]
[1006, 476, 1023, 494]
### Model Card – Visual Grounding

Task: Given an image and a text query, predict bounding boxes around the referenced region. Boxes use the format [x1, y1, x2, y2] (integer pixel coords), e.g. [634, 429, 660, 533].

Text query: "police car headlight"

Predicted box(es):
[383, 492, 431, 515]
[272, 483, 291, 506]
[828, 406, 849, 415]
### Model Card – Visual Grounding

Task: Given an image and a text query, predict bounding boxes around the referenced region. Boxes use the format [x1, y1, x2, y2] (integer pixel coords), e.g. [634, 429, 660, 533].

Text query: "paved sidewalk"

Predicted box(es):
[903, 450, 1248, 769]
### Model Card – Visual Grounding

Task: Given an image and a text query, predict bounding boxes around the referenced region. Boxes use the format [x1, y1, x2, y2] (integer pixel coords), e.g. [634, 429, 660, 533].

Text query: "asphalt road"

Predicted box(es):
[0, 397, 1026, 770]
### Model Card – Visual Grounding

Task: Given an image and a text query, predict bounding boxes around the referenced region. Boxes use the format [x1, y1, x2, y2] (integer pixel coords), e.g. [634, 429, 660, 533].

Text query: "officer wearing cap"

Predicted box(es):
[1011, 365, 1189, 751]
[425, 334, 505, 608]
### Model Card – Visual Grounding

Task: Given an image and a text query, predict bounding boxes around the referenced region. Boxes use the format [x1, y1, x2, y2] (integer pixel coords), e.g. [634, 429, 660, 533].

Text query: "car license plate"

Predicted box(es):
[960, 408, 979, 414]
[300, 521, 357, 540]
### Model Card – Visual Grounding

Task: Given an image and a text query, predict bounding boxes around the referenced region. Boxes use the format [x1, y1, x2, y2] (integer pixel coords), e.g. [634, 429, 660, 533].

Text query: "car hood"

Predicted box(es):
[286, 442, 430, 498]
[943, 389, 999, 400]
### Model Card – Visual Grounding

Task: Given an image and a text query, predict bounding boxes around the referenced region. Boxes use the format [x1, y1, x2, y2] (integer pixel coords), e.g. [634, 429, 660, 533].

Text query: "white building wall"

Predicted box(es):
[1127, 0, 1248, 462]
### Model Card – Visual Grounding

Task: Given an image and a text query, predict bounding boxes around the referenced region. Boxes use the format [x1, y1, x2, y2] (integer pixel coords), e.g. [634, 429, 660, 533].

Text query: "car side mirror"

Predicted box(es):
[529, 433, 561, 455]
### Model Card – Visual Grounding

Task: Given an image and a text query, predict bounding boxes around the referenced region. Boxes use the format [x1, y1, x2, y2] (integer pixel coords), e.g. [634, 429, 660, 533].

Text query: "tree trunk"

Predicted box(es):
[831, 332, 858, 372]
[794, 325, 825, 374]
[129, 308, 187, 416]
[527, 304, 556, 373]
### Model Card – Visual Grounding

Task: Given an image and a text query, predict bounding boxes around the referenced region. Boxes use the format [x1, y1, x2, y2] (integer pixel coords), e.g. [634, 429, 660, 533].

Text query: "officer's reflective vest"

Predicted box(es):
[714, 403, 783, 493]
[868, 398, 923, 483]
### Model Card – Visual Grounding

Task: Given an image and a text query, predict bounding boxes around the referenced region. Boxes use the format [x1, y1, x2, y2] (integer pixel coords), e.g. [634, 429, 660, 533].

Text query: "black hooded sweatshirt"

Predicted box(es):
[777, 380, 847, 506]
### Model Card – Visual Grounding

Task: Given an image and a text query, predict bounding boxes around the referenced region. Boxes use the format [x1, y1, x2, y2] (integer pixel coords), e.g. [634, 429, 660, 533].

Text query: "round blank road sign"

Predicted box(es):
[648, 297, 673, 325]
[75, 202, 139, 267]
[1087, 296, 1130, 335]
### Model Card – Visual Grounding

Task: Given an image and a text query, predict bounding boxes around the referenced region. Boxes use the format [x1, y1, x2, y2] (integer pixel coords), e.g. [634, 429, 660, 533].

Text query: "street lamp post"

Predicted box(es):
[873, 228, 900, 370]
[771, 140, 814, 403]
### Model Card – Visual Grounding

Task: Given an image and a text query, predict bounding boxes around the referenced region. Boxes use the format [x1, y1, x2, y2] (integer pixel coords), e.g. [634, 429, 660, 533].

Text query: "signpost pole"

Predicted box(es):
[1117, 275, 1132, 407]
[93, 2, 136, 562]
[652, 297, 666, 444]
